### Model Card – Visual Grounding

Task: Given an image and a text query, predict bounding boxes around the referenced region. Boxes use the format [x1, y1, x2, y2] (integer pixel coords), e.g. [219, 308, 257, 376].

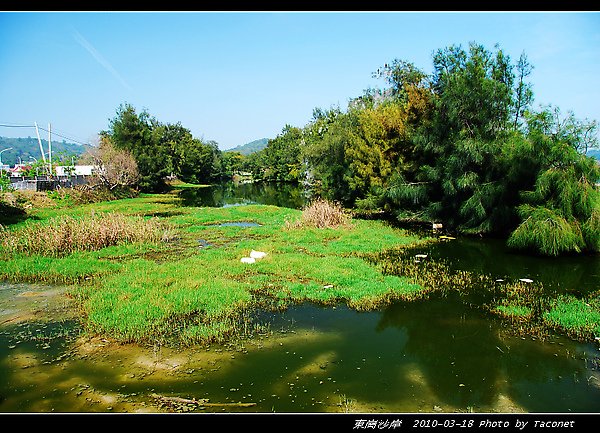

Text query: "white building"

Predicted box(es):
[55, 165, 97, 176]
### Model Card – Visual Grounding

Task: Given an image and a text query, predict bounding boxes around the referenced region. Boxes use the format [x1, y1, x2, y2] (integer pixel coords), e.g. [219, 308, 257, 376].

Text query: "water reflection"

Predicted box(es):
[177, 181, 311, 209]
[375, 294, 600, 412]
[412, 237, 600, 295]
[1, 284, 599, 413]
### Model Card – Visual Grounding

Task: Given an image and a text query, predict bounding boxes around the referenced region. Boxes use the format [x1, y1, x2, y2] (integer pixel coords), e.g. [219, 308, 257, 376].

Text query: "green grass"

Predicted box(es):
[494, 305, 533, 319]
[167, 180, 212, 189]
[0, 193, 430, 345]
[543, 296, 600, 339]
[3, 189, 599, 347]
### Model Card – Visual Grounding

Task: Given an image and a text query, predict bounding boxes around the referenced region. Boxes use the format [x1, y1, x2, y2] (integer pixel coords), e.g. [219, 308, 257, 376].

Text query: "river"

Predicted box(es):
[1, 181, 599, 413]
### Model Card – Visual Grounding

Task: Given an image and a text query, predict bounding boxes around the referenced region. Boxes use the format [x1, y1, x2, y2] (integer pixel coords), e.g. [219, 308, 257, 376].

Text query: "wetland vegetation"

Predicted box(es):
[1, 182, 599, 413]
[1, 40, 599, 413]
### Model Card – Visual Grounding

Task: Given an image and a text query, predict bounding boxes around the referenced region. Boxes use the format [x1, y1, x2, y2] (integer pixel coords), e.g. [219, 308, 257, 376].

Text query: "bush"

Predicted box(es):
[582, 206, 600, 252]
[286, 198, 350, 229]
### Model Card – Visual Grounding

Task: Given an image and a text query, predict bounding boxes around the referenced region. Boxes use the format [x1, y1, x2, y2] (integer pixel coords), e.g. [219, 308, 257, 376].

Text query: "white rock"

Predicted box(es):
[241, 257, 256, 264]
[250, 250, 267, 259]
[519, 278, 534, 283]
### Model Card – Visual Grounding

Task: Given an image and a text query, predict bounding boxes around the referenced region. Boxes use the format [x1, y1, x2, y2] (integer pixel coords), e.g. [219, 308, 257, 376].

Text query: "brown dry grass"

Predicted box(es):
[285, 198, 350, 229]
[1, 212, 174, 257]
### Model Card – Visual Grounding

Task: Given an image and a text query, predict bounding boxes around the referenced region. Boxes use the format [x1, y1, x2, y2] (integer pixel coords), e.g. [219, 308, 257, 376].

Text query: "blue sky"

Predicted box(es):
[0, 11, 599, 150]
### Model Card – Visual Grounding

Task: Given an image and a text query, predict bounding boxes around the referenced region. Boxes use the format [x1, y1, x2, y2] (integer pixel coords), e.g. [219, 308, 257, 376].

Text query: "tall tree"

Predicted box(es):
[512, 52, 534, 130]
[103, 103, 225, 191]
[508, 106, 600, 255]
[420, 43, 517, 232]
[260, 125, 303, 182]
[103, 103, 170, 192]
[301, 107, 354, 203]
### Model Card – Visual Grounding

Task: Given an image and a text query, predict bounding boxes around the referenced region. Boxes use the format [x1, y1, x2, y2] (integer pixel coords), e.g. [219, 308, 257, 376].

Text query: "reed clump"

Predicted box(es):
[0, 212, 174, 257]
[285, 198, 350, 229]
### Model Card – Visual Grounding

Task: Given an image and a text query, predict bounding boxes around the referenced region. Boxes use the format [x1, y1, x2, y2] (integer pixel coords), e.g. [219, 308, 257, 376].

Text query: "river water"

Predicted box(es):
[1, 181, 599, 413]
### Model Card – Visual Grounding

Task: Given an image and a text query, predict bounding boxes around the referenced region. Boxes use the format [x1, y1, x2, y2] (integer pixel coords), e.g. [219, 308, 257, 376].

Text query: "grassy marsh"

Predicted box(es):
[369, 246, 600, 343]
[0, 191, 428, 345]
[1, 188, 598, 347]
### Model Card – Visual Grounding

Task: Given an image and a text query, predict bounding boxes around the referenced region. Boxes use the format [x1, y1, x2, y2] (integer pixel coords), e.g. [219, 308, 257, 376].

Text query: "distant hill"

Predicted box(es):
[224, 138, 269, 156]
[0, 136, 92, 166]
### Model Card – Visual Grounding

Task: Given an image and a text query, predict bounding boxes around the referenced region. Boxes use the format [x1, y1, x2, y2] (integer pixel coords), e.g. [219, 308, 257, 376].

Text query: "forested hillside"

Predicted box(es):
[0, 136, 91, 166]
[224, 138, 268, 155]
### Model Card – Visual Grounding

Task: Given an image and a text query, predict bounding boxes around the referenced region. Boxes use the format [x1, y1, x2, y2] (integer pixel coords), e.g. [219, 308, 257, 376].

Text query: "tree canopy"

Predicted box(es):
[245, 41, 599, 256]
[97, 41, 599, 257]
[102, 103, 226, 192]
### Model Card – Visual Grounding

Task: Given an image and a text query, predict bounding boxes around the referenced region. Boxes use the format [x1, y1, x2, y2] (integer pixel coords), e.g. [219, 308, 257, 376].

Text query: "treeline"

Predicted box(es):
[0, 136, 90, 167]
[244, 42, 600, 256]
[100, 103, 244, 192]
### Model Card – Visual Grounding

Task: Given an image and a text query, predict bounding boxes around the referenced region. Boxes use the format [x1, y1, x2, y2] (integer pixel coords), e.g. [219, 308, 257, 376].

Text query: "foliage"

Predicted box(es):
[301, 107, 354, 203]
[507, 206, 585, 256]
[253, 125, 303, 182]
[285, 41, 599, 256]
[507, 107, 600, 255]
[220, 151, 246, 178]
[102, 103, 226, 193]
[0, 170, 12, 191]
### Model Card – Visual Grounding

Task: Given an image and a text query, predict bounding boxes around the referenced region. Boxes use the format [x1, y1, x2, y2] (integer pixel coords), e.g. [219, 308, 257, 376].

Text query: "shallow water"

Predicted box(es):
[178, 181, 310, 209]
[1, 282, 599, 413]
[1, 182, 599, 413]
[410, 236, 600, 296]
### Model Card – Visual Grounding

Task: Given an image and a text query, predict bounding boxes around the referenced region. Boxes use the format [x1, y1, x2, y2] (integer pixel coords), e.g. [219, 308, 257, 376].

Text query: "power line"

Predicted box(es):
[0, 123, 34, 128]
[1, 123, 93, 146]
[37, 126, 93, 147]
[50, 126, 96, 146]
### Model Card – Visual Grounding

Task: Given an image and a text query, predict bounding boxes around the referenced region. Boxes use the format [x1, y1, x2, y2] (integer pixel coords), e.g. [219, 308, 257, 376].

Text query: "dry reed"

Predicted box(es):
[1, 212, 173, 257]
[286, 198, 350, 229]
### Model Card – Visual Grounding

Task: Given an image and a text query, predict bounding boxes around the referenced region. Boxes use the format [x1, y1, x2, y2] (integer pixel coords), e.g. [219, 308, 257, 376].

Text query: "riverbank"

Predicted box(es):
[1, 187, 599, 347]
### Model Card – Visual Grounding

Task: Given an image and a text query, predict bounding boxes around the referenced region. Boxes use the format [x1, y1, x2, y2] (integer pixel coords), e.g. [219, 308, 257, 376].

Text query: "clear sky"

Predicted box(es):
[0, 11, 599, 150]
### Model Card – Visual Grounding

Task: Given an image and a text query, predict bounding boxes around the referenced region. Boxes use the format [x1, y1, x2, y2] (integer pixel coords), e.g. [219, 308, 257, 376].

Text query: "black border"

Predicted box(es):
[3, 412, 600, 431]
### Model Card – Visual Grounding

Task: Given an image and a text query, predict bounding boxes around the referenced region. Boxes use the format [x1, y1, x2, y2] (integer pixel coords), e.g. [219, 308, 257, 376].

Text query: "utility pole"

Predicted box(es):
[34, 122, 47, 165]
[48, 122, 52, 176]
